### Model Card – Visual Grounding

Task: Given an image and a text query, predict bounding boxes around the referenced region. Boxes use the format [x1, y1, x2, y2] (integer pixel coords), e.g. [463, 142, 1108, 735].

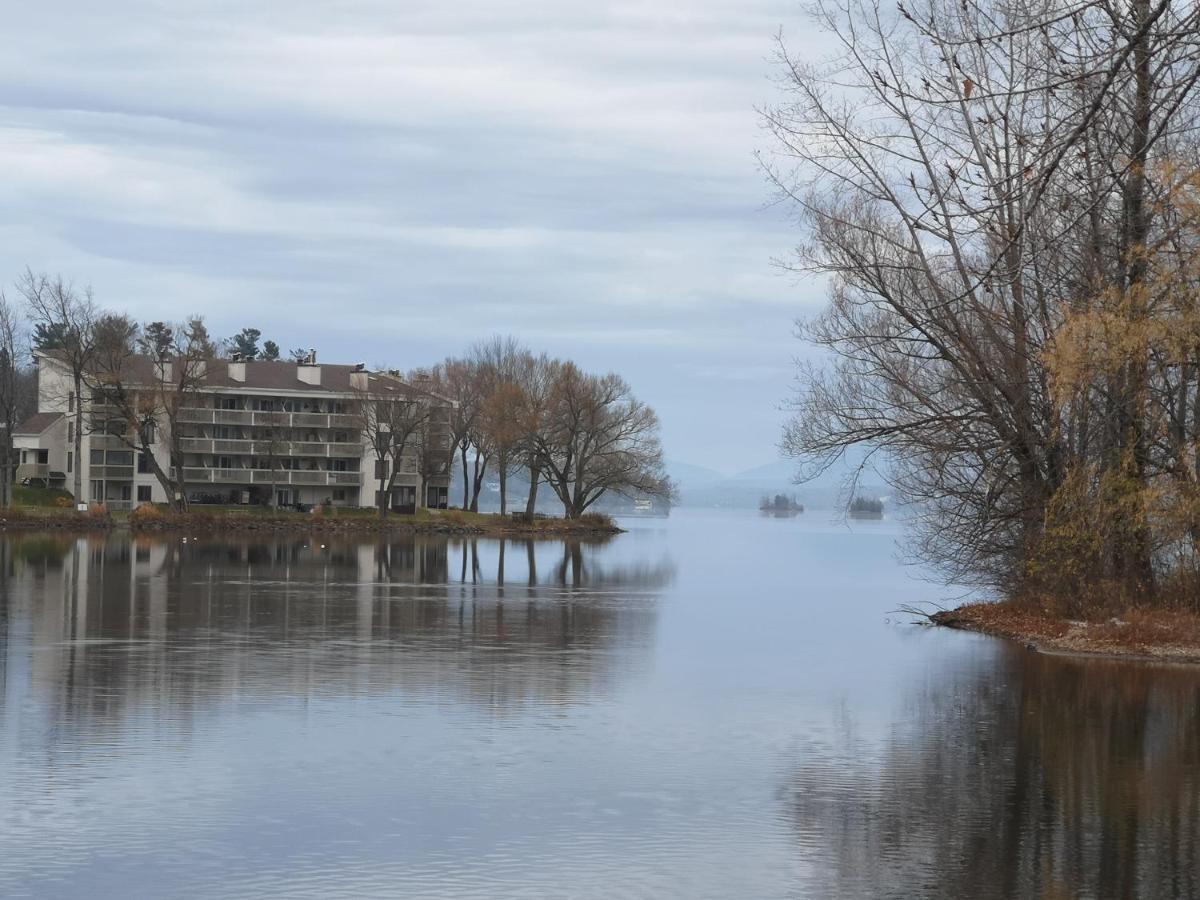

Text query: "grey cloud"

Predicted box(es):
[0, 0, 826, 471]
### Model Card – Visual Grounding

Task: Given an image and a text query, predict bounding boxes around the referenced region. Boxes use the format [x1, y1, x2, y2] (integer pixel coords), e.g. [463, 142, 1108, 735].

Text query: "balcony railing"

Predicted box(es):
[179, 408, 361, 430]
[90, 433, 133, 451]
[91, 465, 134, 480]
[180, 437, 364, 458]
[180, 467, 362, 487]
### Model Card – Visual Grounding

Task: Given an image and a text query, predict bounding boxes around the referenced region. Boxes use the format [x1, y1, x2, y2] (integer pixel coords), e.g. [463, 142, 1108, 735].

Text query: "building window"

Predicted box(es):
[67, 452, 72, 473]
[90, 449, 104, 465]
[137, 485, 152, 503]
[68, 420, 73, 442]
[137, 452, 150, 474]
[332, 488, 347, 502]
[107, 450, 134, 467]
[219, 397, 239, 410]
[68, 391, 75, 412]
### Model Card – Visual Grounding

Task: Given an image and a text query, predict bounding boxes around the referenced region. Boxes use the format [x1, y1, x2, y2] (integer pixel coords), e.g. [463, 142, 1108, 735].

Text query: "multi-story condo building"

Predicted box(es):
[14, 352, 453, 511]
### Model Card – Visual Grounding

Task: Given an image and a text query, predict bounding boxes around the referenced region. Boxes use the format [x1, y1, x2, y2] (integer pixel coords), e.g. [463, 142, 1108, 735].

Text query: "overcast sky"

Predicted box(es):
[0, 0, 826, 475]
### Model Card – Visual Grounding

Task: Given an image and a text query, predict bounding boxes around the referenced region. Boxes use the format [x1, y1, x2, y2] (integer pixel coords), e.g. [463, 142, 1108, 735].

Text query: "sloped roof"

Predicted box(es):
[35, 350, 452, 403]
[15, 412, 64, 435]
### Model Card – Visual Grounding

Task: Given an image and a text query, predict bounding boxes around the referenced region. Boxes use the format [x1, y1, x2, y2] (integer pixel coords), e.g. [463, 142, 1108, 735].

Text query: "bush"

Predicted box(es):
[438, 509, 470, 526]
[130, 503, 167, 524]
[577, 512, 615, 530]
[87, 502, 109, 519]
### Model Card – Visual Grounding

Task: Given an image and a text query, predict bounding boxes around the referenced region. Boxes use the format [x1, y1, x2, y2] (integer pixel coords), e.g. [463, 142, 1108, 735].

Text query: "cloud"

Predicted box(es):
[0, 0, 828, 470]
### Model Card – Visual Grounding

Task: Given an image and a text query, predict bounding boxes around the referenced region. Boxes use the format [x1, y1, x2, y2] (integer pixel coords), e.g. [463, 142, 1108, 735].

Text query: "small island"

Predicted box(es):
[759, 493, 804, 516]
[848, 496, 884, 519]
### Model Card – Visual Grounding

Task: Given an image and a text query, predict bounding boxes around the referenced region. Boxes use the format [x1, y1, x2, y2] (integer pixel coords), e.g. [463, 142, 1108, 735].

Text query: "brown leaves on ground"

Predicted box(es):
[935, 600, 1200, 663]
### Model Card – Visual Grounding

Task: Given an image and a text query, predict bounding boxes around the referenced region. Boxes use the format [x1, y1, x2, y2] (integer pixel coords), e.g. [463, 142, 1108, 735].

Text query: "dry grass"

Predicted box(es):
[123, 505, 622, 537]
[934, 600, 1200, 662]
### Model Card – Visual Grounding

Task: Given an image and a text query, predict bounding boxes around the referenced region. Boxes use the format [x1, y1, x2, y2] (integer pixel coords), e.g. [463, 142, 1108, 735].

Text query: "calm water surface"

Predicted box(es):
[0, 510, 1197, 899]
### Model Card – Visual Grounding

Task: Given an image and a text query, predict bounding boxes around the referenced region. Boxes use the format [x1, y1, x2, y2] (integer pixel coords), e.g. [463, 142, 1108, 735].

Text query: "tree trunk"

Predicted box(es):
[499, 452, 507, 517]
[460, 445, 470, 510]
[73, 373, 83, 503]
[525, 464, 540, 518]
[1117, 0, 1155, 595]
[377, 466, 389, 519]
[469, 450, 488, 513]
[1, 440, 10, 508]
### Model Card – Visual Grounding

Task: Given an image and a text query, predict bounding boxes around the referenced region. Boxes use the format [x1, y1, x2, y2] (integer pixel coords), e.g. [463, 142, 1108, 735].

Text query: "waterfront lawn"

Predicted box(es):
[13, 485, 75, 508]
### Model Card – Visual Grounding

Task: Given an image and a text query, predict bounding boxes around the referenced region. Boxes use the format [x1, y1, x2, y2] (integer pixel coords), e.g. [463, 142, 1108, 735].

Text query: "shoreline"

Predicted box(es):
[0, 509, 625, 540]
[931, 602, 1200, 665]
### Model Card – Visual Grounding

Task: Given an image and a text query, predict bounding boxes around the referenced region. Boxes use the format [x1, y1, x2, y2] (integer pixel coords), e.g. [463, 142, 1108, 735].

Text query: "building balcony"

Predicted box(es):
[91, 465, 135, 480]
[179, 437, 364, 458]
[90, 433, 133, 451]
[179, 408, 361, 431]
[180, 467, 362, 487]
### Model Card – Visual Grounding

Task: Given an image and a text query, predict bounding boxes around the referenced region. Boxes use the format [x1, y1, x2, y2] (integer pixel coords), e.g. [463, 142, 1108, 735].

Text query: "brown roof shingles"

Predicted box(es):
[15, 412, 64, 435]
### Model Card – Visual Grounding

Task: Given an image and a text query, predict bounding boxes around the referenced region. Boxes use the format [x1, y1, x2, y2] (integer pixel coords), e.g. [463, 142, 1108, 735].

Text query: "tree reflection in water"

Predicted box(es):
[787, 649, 1200, 899]
[0, 533, 675, 741]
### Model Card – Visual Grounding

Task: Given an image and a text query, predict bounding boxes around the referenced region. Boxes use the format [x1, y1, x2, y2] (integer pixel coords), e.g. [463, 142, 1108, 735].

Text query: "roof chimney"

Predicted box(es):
[297, 363, 321, 386]
[228, 360, 246, 383]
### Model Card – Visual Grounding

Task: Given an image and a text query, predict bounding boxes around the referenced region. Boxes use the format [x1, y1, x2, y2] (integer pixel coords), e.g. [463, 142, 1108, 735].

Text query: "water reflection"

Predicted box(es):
[0, 533, 675, 741]
[787, 648, 1200, 899]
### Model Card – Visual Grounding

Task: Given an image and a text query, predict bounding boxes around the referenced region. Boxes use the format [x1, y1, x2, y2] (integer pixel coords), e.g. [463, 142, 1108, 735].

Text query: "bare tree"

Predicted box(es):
[480, 380, 526, 516]
[0, 295, 31, 506]
[352, 372, 435, 519]
[255, 411, 291, 507]
[515, 353, 555, 518]
[88, 316, 216, 511]
[19, 270, 98, 503]
[469, 336, 534, 515]
[767, 0, 1200, 597]
[431, 357, 483, 510]
[532, 363, 671, 518]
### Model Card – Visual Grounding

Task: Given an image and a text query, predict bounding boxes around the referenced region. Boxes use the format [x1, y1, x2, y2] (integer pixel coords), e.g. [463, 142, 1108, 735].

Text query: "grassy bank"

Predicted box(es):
[0, 504, 623, 537]
[126, 505, 623, 538]
[932, 601, 1200, 664]
[0, 488, 624, 537]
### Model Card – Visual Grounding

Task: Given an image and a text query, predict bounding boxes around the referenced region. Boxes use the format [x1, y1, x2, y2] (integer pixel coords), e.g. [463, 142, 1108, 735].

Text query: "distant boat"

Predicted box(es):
[633, 498, 653, 512]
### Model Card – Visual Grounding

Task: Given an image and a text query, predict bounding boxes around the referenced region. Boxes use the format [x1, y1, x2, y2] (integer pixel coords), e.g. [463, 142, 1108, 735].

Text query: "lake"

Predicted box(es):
[0, 510, 1196, 898]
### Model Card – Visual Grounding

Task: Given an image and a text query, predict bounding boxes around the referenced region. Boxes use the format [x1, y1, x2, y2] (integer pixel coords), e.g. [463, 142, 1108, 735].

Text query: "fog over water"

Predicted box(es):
[0, 511, 1197, 898]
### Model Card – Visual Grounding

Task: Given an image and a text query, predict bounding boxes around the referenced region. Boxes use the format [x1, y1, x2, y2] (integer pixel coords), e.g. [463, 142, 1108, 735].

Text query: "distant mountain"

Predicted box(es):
[728, 459, 798, 483]
[664, 459, 727, 489]
[671, 449, 888, 511]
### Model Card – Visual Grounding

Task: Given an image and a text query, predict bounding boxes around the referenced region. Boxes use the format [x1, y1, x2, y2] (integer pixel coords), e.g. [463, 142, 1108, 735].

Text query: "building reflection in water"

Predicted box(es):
[0, 533, 675, 743]
[785, 648, 1200, 900]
